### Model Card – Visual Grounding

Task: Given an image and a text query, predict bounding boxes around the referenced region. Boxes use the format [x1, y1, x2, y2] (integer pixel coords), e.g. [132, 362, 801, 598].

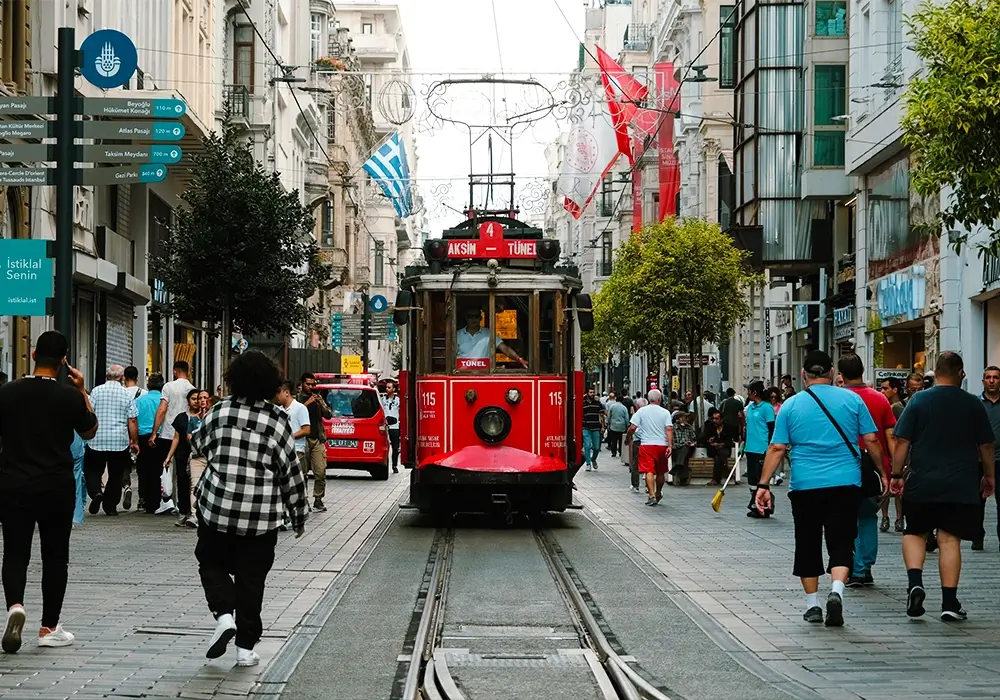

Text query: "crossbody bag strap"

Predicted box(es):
[804, 387, 859, 458]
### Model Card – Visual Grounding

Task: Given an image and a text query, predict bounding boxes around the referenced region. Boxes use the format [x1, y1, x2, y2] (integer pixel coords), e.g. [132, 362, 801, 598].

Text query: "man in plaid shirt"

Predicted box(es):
[191, 351, 305, 668]
[84, 364, 138, 516]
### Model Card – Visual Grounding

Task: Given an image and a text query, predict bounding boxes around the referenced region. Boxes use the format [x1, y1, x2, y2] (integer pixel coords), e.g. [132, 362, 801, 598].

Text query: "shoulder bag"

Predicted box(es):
[805, 388, 885, 499]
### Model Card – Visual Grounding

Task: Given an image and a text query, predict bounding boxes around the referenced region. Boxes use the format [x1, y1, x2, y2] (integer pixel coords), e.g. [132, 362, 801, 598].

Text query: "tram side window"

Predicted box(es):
[539, 291, 561, 374]
[493, 295, 530, 371]
[428, 291, 447, 373]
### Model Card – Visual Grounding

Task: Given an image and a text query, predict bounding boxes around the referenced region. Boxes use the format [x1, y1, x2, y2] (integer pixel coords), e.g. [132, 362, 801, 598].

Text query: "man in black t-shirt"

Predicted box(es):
[0, 331, 98, 654]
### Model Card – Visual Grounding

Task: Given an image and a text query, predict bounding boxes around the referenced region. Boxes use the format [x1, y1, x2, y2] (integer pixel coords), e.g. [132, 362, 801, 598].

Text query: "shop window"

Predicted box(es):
[719, 5, 737, 88]
[815, 1, 847, 36]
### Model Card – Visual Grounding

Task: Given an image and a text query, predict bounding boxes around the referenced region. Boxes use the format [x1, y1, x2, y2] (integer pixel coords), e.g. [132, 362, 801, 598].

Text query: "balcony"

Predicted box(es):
[320, 247, 349, 286]
[222, 85, 250, 122]
[305, 159, 329, 202]
[983, 252, 1000, 289]
[622, 23, 651, 52]
[355, 264, 371, 284]
[96, 225, 134, 276]
[350, 32, 399, 63]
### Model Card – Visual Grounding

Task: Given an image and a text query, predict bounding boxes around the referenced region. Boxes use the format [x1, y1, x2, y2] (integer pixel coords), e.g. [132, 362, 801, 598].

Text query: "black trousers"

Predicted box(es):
[788, 486, 862, 578]
[137, 435, 166, 513]
[84, 447, 132, 514]
[745, 452, 767, 510]
[388, 428, 400, 467]
[711, 447, 731, 483]
[0, 487, 74, 628]
[607, 430, 624, 457]
[195, 525, 278, 650]
[977, 491, 1000, 543]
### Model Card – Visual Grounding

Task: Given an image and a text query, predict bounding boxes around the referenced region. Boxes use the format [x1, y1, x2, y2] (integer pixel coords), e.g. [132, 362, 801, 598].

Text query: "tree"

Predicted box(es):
[592, 218, 758, 409]
[150, 118, 330, 376]
[903, 0, 1000, 246]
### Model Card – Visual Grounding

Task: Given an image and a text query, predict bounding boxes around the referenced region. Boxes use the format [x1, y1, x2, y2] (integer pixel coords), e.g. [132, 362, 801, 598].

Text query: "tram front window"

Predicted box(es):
[455, 295, 529, 372]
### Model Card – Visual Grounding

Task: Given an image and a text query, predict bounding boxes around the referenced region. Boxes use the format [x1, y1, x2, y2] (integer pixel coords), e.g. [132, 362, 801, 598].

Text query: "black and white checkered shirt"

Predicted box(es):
[192, 398, 307, 536]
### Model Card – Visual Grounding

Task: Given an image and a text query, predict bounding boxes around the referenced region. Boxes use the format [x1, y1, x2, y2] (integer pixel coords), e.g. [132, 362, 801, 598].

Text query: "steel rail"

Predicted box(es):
[402, 529, 454, 700]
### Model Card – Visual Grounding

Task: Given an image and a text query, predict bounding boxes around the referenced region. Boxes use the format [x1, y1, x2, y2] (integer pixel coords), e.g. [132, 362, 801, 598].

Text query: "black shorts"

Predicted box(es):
[789, 486, 862, 578]
[903, 500, 981, 541]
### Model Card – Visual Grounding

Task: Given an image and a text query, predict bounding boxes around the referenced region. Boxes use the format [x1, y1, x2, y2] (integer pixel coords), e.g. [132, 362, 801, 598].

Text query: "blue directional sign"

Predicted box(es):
[81, 97, 187, 119]
[370, 295, 388, 313]
[154, 122, 186, 141]
[0, 240, 53, 316]
[79, 30, 138, 90]
[77, 164, 168, 185]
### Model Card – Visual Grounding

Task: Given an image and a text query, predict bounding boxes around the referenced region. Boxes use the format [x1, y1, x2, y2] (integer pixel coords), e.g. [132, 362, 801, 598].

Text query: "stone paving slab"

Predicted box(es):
[576, 453, 1000, 700]
[0, 470, 407, 700]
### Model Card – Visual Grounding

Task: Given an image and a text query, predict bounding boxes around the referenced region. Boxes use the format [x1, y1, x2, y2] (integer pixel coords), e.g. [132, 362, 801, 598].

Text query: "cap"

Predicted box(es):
[803, 349, 834, 375]
[744, 380, 766, 396]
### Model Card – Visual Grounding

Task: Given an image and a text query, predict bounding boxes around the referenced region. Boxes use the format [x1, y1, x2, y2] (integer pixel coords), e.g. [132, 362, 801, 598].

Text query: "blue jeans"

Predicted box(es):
[582, 429, 602, 466]
[852, 497, 879, 577]
[73, 447, 86, 525]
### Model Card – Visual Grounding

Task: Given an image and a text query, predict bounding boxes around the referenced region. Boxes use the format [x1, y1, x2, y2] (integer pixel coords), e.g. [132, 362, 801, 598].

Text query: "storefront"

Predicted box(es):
[867, 262, 936, 376]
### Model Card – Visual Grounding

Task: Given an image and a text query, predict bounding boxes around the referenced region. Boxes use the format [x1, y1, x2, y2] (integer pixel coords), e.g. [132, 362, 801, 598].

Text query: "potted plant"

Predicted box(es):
[314, 57, 345, 71]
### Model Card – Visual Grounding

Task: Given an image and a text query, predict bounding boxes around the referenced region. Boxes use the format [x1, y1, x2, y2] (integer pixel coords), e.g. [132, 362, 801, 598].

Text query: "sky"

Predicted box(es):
[388, 0, 587, 233]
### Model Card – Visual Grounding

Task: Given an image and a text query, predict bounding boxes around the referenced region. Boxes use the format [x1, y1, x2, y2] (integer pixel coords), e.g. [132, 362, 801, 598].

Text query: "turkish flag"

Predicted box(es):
[596, 46, 649, 165]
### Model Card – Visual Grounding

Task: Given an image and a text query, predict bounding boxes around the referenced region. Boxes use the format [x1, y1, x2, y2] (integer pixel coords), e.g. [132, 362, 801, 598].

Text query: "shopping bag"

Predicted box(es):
[160, 466, 174, 499]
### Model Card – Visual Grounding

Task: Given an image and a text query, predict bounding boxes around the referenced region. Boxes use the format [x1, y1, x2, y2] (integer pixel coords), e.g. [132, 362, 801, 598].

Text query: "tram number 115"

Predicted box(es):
[548, 391, 563, 406]
[421, 392, 437, 407]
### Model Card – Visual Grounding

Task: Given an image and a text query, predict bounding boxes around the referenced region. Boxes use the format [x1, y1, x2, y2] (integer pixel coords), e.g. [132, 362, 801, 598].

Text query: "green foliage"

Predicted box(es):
[592, 218, 758, 358]
[149, 118, 331, 337]
[903, 0, 1000, 239]
[580, 323, 612, 371]
[391, 348, 402, 372]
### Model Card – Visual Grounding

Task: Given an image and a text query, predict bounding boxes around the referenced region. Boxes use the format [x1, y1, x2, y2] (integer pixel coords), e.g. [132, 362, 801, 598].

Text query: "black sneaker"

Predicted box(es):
[863, 572, 875, 586]
[803, 606, 823, 624]
[392, 466, 399, 474]
[906, 586, 926, 618]
[746, 509, 765, 518]
[971, 540, 984, 551]
[846, 576, 866, 588]
[88, 495, 102, 515]
[123, 487, 133, 511]
[313, 499, 327, 513]
[824, 592, 844, 627]
[940, 604, 968, 621]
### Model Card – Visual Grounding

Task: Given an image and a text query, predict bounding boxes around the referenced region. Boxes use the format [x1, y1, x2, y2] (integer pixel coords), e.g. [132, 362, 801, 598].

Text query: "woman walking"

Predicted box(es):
[163, 389, 204, 528]
[191, 352, 306, 667]
[768, 387, 787, 486]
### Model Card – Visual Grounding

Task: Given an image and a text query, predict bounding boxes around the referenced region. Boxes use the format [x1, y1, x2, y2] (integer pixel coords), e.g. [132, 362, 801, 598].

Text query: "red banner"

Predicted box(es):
[632, 164, 643, 233]
[655, 63, 680, 220]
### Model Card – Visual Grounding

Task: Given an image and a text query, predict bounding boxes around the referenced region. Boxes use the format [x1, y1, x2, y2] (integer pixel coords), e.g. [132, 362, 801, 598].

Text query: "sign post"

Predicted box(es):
[54, 26, 78, 340]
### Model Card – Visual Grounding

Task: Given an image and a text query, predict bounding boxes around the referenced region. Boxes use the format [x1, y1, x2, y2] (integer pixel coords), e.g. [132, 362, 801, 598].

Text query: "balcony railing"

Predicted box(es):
[223, 85, 250, 120]
[623, 23, 651, 52]
[983, 252, 1000, 288]
[96, 225, 134, 276]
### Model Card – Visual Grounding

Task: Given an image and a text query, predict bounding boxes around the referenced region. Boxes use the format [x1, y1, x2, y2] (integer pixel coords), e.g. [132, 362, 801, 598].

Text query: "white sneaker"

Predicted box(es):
[206, 613, 236, 659]
[236, 646, 260, 667]
[175, 515, 189, 527]
[2, 605, 25, 653]
[585, 465, 592, 472]
[185, 514, 198, 528]
[37, 625, 74, 648]
[629, 486, 639, 493]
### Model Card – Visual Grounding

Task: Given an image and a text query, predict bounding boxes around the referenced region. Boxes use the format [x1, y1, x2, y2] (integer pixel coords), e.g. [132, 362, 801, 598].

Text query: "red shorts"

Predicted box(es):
[638, 445, 670, 474]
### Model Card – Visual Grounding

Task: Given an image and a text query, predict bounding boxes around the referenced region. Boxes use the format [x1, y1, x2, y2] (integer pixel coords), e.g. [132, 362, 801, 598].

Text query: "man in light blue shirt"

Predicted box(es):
[135, 374, 165, 514]
[742, 380, 775, 518]
[756, 350, 884, 629]
[456, 308, 527, 367]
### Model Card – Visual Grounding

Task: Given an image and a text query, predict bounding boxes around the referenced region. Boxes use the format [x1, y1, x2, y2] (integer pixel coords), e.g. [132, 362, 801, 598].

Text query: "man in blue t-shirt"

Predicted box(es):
[742, 380, 776, 518]
[756, 350, 884, 629]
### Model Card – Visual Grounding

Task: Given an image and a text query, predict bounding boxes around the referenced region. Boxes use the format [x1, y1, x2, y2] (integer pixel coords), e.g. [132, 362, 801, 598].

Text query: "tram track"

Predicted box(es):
[397, 526, 675, 700]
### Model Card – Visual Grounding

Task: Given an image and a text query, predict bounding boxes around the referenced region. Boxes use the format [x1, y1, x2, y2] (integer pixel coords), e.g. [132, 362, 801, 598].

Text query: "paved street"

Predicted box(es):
[0, 471, 406, 700]
[574, 451, 1000, 700]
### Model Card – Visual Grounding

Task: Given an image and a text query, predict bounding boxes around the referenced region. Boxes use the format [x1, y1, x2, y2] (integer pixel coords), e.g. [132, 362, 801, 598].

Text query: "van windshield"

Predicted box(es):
[320, 388, 380, 419]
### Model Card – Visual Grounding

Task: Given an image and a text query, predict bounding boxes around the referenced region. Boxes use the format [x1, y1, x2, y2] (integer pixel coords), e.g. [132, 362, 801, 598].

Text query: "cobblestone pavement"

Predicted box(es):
[0, 470, 407, 700]
[575, 451, 1000, 700]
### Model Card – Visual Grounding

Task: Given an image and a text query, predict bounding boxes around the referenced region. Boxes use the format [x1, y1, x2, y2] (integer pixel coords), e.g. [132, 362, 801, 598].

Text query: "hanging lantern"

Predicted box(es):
[378, 78, 416, 125]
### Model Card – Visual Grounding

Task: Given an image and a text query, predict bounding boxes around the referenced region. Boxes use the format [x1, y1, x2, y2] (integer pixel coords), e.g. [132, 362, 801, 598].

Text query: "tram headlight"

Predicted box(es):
[505, 388, 522, 405]
[474, 406, 512, 444]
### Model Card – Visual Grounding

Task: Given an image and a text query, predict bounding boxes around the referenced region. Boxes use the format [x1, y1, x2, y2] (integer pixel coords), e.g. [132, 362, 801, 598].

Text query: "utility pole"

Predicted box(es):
[54, 27, 76, 342]
[361, 288, 370, 370]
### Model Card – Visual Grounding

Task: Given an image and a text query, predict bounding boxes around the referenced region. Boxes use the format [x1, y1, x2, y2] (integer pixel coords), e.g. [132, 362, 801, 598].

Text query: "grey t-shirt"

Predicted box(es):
[893, 385, 994, 504]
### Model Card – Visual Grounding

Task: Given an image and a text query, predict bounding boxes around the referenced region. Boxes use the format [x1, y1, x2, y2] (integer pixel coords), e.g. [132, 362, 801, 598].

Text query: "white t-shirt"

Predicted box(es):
[280, 399, 311, 453]
[381, 394, 400, 425]
[159, 377, 196, 440]
[456, 327, 501, 358]
[630, 404, 673, 446]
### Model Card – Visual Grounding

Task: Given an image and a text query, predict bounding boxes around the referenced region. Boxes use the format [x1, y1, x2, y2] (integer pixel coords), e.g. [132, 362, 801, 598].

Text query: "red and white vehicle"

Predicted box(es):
[313, 374, 390, 480]
[392, 217, 593, 516]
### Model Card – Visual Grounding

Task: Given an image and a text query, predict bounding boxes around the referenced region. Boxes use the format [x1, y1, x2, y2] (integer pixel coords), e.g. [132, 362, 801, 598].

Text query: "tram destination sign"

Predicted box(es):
[446, 221, 537, 259]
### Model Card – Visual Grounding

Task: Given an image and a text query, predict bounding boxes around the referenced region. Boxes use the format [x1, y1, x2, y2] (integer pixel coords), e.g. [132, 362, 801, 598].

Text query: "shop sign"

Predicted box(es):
[875, 368, 911, 381]
[877, 266, 926, 324]
[775, 309, 791, 329]
[794, 304, 810, 330]
[833, 306, 854, 341]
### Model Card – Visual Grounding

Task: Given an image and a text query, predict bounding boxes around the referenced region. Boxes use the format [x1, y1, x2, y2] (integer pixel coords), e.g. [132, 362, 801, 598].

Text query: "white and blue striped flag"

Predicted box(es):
[362, 132, 413, 218]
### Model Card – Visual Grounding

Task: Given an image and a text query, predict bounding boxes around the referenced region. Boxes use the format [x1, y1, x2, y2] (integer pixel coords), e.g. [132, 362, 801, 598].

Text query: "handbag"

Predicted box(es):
[805, 388, 885, 499]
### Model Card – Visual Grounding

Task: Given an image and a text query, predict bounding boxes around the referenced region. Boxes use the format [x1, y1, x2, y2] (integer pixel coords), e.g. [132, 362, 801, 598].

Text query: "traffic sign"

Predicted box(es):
[80, 121, 186, 141]
[0, 121, 50, 139]
[76, 165, 167, 185]
[341, 355, 364, 373]
[0, 169, 53, 186]
[0, 144, 51, 162]
[80, 97, 187, 119]
[79, 29, 138, 90]
[82, 145, 183, 164]
[370, 295, 388, 313]
[0, 239, 53, 316]
[675, 353, 718, 368]
[0, 97, 52, 115]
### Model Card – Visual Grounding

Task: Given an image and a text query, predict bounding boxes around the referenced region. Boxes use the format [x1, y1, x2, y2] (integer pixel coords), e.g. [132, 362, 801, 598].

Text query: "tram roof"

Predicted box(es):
[401, 270, 581, 292]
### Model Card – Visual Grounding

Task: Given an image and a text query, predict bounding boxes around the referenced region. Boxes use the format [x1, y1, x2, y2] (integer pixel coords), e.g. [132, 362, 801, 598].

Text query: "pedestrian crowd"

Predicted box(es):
[583, 348, 999, 628]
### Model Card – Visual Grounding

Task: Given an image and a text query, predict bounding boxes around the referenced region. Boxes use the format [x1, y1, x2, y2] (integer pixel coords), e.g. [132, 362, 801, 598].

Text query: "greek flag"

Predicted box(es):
[362, 132, 413, 218]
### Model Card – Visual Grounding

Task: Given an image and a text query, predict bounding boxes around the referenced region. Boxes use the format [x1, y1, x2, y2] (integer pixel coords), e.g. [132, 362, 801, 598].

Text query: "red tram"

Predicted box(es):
[393, 215, 593, 516]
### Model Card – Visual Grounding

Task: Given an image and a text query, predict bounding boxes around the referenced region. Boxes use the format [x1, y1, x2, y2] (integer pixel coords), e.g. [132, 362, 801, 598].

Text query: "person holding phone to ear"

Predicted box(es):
[0, 331, 98, 653]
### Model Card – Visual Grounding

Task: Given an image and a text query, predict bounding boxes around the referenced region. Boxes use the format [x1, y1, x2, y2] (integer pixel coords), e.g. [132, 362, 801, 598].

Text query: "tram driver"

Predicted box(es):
[458, 308, 528, 368]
